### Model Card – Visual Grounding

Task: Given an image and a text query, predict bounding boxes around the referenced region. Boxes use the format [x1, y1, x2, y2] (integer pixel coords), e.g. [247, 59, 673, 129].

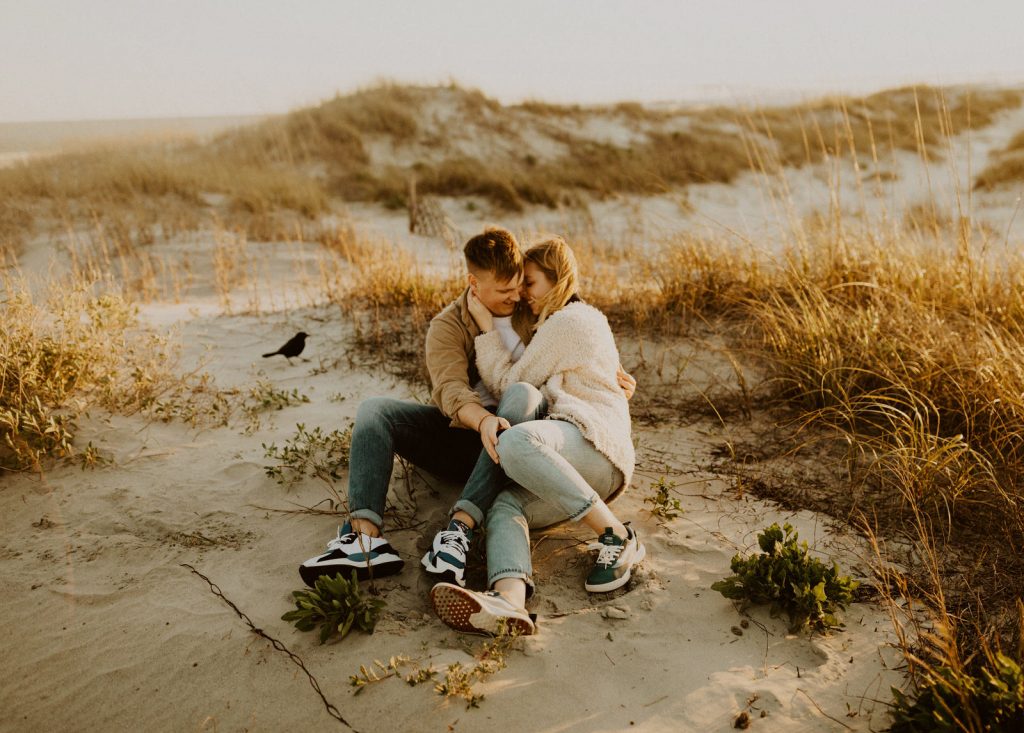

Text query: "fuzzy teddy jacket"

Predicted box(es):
[474, 301, 635, 488]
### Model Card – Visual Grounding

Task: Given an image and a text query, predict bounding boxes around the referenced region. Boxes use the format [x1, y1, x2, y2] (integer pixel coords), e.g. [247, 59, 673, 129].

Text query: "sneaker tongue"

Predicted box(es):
[600, 529, 620, 546]
[448, 518, 473, 539]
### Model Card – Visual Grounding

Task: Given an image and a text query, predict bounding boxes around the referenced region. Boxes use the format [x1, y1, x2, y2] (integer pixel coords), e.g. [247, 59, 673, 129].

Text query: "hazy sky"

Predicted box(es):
[2, 0, 1023, 122]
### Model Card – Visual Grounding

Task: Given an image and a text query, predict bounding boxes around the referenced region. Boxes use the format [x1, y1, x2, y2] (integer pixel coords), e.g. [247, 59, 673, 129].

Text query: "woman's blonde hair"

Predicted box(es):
[525, 237, 579, 328]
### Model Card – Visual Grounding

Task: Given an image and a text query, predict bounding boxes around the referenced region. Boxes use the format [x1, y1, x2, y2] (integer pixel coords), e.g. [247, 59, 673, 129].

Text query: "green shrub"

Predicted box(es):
[644, 476, 683, 520]
[263, 423, 352, 488]
[282, 571, 385, 644]
[242, 382, 310, 433]
[890, 653, 1024, 733]
[711, 523, 858, 631]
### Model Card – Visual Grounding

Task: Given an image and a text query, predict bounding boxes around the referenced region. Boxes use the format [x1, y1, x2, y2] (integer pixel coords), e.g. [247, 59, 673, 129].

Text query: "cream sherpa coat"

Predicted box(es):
[474, 301, 634, 488]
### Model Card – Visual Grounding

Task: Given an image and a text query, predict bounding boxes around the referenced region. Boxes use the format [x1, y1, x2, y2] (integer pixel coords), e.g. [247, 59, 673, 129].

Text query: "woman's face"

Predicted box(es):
[522, 261, 554, 315]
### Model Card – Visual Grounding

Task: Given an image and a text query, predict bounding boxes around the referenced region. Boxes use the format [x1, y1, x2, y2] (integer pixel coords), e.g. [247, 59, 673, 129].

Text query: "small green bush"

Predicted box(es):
[711, 523, 858, 632]
[282, 571, 385, 644]
[262, 423, 352, 488]
[644, 476, 683, 521]
[242, 381, 309, 433]
[890, 653, 1024, 733]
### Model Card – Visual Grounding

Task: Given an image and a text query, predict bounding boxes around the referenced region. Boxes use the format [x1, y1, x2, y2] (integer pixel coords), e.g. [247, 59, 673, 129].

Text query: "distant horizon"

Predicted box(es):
[4, 75, 1024, 127]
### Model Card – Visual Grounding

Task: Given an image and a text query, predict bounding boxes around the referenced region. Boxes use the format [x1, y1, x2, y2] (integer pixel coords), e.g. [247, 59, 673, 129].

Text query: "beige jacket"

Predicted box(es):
[474, 301, 635, 487]
[425, 288, 535, 426]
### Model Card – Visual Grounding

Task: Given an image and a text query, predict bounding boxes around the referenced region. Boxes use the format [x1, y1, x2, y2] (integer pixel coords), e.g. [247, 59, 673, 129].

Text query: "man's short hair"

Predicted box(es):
[463, 227, 522, 282]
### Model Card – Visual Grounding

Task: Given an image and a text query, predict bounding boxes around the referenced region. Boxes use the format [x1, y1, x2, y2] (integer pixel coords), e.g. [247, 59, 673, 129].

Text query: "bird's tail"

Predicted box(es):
[262, 352, 278, 358]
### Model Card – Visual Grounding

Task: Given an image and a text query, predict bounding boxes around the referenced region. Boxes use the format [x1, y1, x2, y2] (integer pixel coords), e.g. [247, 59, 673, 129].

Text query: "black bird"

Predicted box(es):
[263, 331, 309, 363]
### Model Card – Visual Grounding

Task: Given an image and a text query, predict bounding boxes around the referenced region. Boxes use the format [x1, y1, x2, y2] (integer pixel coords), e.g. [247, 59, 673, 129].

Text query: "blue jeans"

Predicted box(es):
[485, 419, 624, 590]
[347, 383, 547, 528]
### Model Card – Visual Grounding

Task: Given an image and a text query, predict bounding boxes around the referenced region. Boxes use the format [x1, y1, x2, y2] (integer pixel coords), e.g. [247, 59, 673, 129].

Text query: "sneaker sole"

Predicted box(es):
[420, 552, 466, 587]
[585, 542, 647, 593]
[429, 583, 534, 636]
[299, 556, 405, 587]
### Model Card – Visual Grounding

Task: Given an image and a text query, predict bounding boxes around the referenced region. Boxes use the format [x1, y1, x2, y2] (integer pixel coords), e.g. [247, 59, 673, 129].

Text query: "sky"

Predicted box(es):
[2, 0, 1024, 123]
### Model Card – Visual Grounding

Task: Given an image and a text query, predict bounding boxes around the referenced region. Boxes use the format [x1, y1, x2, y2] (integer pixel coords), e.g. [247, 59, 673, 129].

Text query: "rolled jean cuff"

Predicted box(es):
[349, 508, 384, 528]
[566, 495, 598, 522]
[451, 499, 485, 527]
[488, 568, 535, 598]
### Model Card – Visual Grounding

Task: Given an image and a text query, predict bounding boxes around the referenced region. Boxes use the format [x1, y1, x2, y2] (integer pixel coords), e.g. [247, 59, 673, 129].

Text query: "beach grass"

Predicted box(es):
[4, 82, 1019, 240]
[5, 81, 1024, 726]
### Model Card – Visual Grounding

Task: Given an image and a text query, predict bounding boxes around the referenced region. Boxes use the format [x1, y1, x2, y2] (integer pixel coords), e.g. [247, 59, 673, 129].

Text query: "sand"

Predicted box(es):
[1, 274, 906, 733]
[15, 92, 1024, 729]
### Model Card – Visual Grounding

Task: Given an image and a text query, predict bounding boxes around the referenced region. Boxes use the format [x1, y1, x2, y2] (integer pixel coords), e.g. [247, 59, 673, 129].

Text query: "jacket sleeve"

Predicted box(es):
[426, 316, 480, 422]
[475, 309, 603, 397]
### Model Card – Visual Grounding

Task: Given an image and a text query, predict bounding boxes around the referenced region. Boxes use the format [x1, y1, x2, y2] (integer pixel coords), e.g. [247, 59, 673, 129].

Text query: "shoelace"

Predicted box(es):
[437, 529, 469, 556]
[588, 540, 624, 568]
[326, 530, 359, 551]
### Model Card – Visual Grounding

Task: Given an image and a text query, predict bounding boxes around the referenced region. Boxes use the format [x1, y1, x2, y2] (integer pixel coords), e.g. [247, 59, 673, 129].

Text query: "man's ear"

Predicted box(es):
[467, 272, 478, 292]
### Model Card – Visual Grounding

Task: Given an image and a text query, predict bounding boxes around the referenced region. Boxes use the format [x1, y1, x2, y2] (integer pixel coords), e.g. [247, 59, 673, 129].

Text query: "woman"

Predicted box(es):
[430, 236, 644, 636]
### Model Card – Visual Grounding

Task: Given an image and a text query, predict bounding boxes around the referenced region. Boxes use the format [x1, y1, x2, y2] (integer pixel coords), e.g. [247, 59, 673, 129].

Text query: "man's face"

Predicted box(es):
[469, 270, 522, 317]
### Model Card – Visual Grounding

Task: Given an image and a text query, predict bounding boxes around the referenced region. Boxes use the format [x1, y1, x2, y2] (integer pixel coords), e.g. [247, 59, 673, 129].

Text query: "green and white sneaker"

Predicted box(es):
[585, 525, 646, 593]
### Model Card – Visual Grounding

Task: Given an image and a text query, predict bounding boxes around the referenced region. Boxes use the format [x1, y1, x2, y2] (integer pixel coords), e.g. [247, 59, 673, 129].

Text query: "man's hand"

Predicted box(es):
[478, 413, 511, 463]
[617, 365, 637, 401]
[467, 291, 494, 333]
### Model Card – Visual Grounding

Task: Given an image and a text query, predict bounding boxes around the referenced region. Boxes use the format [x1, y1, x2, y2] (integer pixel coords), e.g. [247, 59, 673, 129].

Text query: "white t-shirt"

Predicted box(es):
[473, 315, 525, 407]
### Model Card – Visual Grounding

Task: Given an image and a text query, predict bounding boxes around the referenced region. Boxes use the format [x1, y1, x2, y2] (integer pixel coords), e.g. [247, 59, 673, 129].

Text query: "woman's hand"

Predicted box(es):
[468, 290, 494, 333]
[617, 365, 637, 401]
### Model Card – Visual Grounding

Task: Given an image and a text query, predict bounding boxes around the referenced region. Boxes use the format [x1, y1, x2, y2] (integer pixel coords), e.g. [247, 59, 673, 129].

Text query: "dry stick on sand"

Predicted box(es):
[181, 564, 360, 732]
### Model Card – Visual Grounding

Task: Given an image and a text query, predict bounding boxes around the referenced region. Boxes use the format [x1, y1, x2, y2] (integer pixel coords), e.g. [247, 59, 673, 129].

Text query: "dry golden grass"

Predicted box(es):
[974, 122, 1024, 190]
[8, 85, 1024, 721]
[3, 83, 1019, 249]
[0, 272, 191, 471]
[975, 150, 1024, 190]
[701, 85, 1022, 170]
[312, 223, 464, 384]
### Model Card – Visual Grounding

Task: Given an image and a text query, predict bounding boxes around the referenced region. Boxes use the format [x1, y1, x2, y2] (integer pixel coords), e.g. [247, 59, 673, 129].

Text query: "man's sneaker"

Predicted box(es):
[585, 525, 646, 593]
[429, 582, 535, 636]
[299, 523, 405, 587]
[421, 519, 473, 587]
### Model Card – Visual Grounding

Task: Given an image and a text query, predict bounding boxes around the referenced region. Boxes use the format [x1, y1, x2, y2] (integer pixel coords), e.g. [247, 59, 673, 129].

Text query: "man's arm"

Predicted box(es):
[617, 364, 636, 400]
[425, 316, 480, 428]
[425, 306, 512, 462]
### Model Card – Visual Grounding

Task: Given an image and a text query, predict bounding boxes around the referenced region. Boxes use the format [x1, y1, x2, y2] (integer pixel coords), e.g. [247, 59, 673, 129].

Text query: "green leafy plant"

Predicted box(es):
[241, 380, 309, 433]
[711, 523, 858, 632]
[644, 476, 683, 520]
[263, 423, 352, 488]
[69, 441, 110, 470]
[281, 571, 385, 644]
[889, 652, 1024, 733]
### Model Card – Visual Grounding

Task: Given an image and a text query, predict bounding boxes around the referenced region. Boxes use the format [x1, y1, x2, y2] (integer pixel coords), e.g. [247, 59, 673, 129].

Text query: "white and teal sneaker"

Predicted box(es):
[421, 519, 473, 587]
[299, 523, 405, 587]
[585, 525, 646, 593]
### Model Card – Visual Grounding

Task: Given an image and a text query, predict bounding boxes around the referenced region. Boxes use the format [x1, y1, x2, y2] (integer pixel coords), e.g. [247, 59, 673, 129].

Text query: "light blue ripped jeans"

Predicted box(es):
[485, 419, 624, 592]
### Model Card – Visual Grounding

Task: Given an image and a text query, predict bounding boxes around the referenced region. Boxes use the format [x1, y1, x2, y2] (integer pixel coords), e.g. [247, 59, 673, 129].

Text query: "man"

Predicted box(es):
[299, 227, 634, 587]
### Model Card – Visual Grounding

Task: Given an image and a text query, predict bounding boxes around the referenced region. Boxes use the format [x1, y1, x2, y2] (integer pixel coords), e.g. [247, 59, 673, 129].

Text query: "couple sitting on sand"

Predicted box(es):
[298, 227, 644, 636]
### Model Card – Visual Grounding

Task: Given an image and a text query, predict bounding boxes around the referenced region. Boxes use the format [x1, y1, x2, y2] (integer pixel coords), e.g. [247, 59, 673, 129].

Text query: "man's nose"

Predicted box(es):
[510, 289, 521, 302]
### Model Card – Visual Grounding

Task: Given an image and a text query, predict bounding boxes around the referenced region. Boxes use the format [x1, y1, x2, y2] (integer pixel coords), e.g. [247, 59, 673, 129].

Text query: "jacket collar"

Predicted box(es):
[456, 287, 536, 343]
[456, 287, 480, 336]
